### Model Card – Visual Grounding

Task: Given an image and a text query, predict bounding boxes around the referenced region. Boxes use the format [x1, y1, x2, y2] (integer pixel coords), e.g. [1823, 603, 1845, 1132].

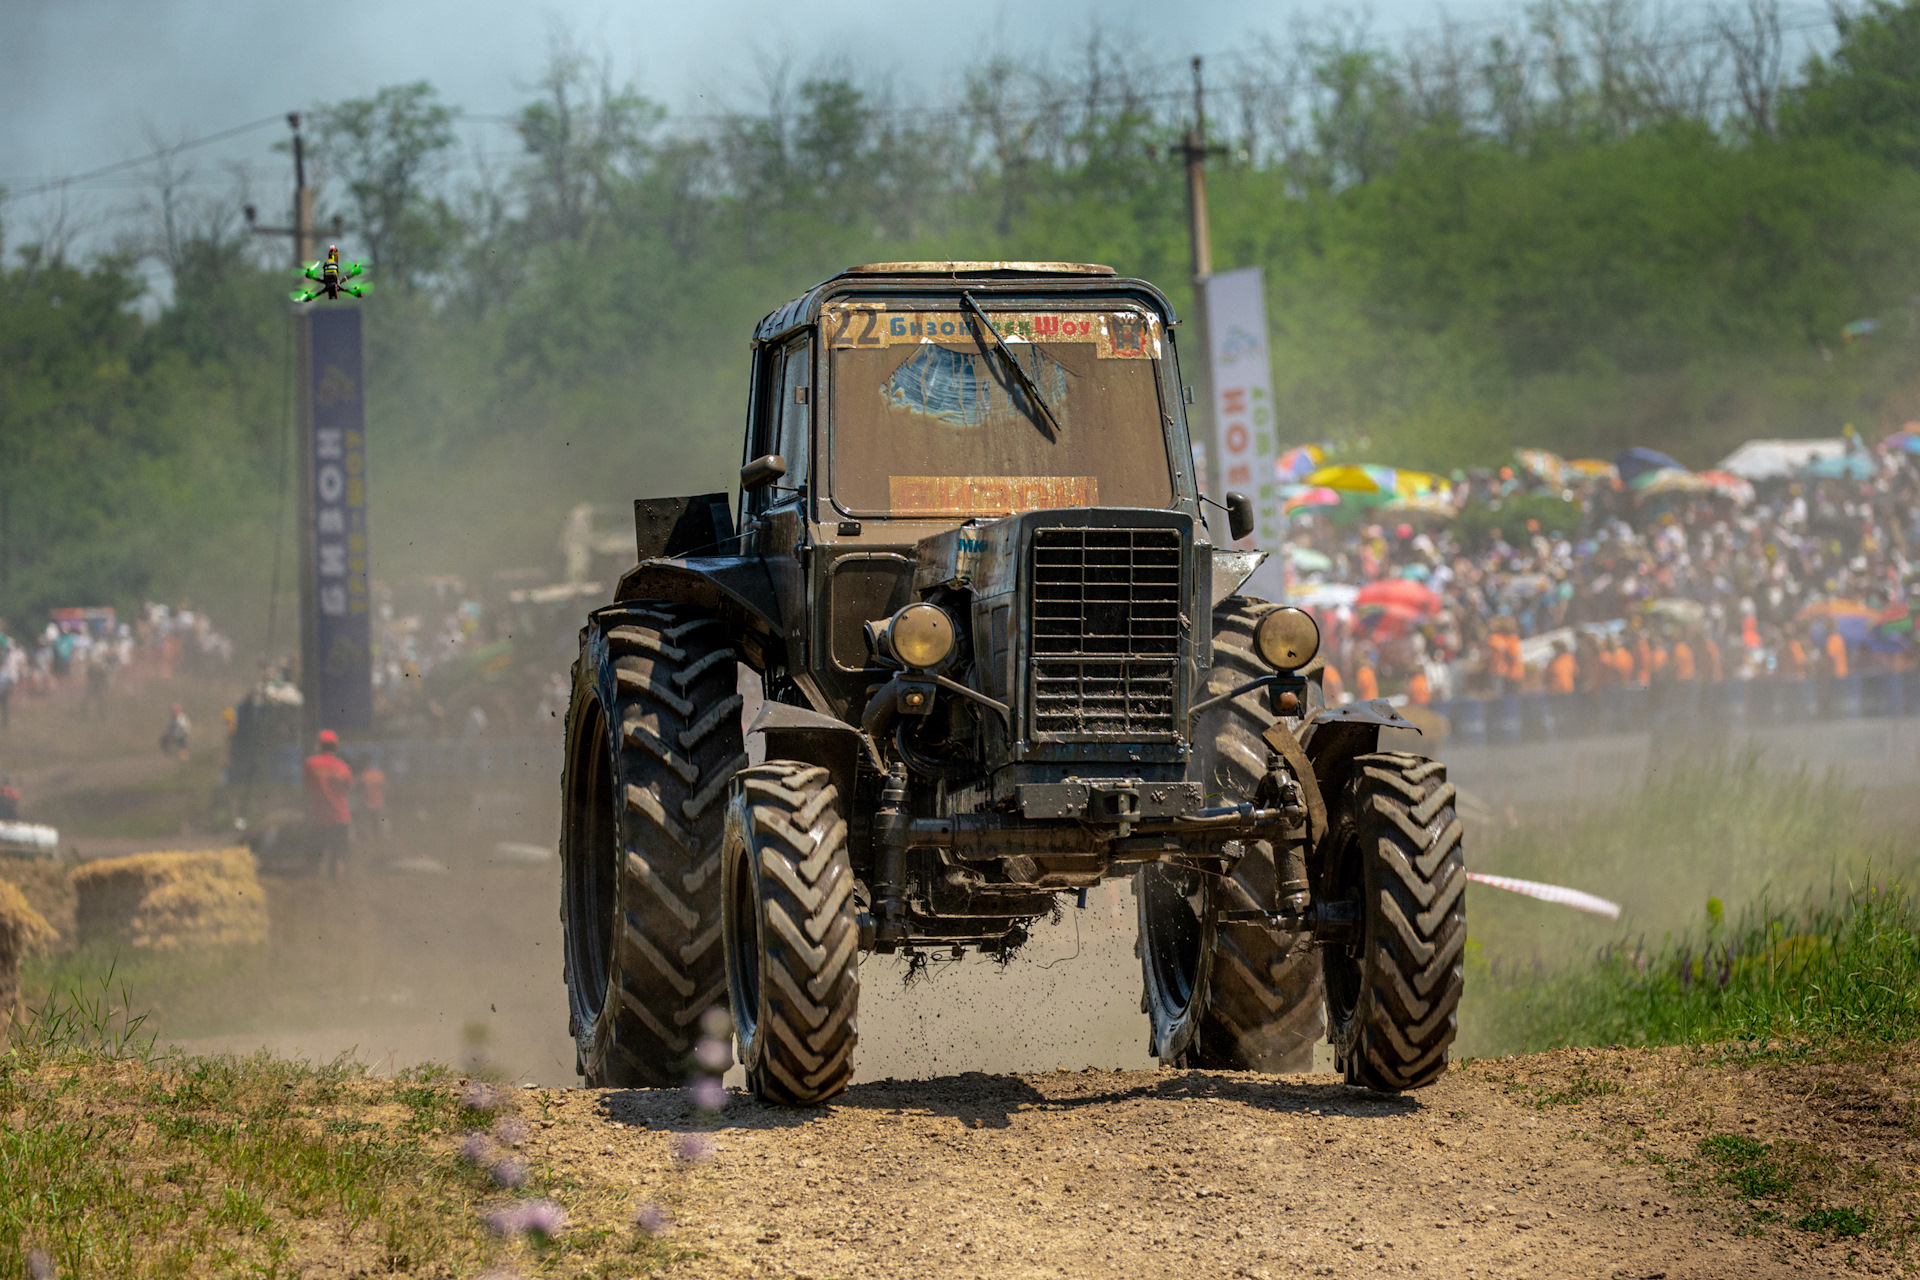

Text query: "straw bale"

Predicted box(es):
[0, 877, 57, 1022]
[72, 847, 269, 951]
[0, 859, 75, 948]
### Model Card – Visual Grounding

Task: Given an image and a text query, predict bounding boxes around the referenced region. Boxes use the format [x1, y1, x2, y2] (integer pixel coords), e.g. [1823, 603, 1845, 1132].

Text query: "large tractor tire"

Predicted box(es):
[1137, 597, 1326, 1072]
[1323, 751, 1465, 1091]
[721, 762, 860, 1106]
[561, 602, 747, 1087]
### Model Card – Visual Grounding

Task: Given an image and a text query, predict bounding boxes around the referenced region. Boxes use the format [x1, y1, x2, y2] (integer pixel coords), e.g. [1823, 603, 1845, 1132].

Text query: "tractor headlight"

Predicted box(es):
[1254, 607, 1320, 672]
[884, 603, 957, 670]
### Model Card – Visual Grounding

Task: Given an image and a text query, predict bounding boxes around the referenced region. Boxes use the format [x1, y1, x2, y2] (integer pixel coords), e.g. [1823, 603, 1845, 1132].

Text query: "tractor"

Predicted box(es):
[559, 261, 1464, 1105]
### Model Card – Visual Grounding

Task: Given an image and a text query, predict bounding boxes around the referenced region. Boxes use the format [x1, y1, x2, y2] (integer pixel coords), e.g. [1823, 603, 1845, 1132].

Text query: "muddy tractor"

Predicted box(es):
[559, 261, 1464, 1105]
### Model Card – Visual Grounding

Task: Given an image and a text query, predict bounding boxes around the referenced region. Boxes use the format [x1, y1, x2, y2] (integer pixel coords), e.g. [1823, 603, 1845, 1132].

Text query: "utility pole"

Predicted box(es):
[245, 113, 335, 267]
[1171, 57, 1229, 502]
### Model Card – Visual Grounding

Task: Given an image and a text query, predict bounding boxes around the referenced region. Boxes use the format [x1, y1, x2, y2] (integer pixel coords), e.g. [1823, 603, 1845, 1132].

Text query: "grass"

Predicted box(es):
[1459, 751, 1920, 1056]
[1470, 873, 1920, 1054]
[0, 972, 683, 1278]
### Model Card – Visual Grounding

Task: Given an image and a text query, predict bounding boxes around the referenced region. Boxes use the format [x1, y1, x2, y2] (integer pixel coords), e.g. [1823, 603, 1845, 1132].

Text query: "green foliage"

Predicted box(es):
[1795, 1206, 1874, 1236]
[12, 6, 1920, 625]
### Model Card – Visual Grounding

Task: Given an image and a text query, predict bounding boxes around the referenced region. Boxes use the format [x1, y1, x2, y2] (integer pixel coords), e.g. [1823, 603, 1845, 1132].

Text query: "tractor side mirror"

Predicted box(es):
[740, 454, 788, 493]
[1225, 492, 1255, 542]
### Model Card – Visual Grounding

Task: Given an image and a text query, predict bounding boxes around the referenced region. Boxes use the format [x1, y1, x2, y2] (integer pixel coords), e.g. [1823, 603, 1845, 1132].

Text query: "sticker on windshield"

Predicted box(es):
[889, 475, 1099, 516]
[826, 306, 1160, 359]
[882, 344, 1067, 428]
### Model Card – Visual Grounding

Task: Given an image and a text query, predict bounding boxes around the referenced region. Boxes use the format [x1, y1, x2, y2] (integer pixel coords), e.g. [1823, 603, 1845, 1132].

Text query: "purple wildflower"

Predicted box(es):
[485, 1199, 567, 1239]
[460, 1081, 500, 1111]
[458, 1132, 490, 1165]
[633, 1202, 673, 1235]
[492, 1115, 531, 1147]
[694, 1036, 732, 1073]
[489, 1158, 528, 1189]
[670, 1133, 714, 1165]
[685, 1076, 728, 1112]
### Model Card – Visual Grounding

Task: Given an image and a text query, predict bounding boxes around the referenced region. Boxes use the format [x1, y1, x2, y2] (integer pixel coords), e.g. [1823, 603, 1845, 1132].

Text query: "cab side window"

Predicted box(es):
[774, 339, 811, 498]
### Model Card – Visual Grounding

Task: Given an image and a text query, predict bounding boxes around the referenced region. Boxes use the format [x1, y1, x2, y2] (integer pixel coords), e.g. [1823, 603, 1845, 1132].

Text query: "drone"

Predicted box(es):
[291, 245, 367, 302]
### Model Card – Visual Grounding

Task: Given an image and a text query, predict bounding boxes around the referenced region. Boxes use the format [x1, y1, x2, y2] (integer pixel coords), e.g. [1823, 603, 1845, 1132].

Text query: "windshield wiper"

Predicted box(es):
[960, 290, 1060, 441]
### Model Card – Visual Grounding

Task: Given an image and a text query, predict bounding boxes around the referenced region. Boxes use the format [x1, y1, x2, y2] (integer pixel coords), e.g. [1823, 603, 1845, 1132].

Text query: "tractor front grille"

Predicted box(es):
[1029, 526, 1183, 738]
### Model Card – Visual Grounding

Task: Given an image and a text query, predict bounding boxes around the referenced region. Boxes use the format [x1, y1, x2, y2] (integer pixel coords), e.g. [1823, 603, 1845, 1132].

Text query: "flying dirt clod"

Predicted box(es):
[556, 261, 1466, 1105]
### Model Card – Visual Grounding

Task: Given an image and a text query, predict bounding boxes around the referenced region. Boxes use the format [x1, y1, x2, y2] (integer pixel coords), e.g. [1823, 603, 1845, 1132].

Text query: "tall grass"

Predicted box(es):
[1459, 750, 1919, 1056]
[1469, 876, 1920, 1053]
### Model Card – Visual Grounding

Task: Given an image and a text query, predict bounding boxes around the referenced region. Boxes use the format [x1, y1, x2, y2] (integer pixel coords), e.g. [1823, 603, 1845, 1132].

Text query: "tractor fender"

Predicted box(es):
[1297, 699, 1422, 827]
[610, 556, 785, 659]
[746, 701, 864, 810]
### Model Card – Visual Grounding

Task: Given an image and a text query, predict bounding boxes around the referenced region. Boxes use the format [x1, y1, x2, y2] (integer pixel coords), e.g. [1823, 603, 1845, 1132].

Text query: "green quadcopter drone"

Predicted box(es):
[292, 245, 367, 302]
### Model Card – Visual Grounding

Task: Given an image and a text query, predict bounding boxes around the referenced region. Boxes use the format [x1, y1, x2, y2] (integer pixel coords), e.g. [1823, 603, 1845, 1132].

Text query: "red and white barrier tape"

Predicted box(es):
[1467, 872, 1622, 919]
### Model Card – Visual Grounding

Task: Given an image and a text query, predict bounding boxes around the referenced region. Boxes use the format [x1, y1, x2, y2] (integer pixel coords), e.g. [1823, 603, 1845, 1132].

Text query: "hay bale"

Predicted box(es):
[1, 859, 76, 949]
[0, 878, 57, 1023]
[72, 848, 269, 951]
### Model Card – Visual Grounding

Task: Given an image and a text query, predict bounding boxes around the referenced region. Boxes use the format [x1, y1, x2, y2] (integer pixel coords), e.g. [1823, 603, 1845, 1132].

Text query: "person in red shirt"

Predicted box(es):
[304, 729, 354, 878]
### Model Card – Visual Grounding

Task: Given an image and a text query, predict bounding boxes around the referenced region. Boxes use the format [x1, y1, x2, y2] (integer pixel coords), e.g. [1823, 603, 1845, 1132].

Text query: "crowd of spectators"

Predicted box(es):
[1285, 447, 1920, 714]
[0, 602, 234, 724]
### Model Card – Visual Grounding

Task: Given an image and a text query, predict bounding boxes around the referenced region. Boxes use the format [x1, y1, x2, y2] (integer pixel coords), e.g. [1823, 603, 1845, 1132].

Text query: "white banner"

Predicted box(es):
[1205, 267, 1283, 599]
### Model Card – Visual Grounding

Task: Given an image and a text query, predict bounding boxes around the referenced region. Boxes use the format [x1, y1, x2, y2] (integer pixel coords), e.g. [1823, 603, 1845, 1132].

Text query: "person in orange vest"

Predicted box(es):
[1630, 620, 1653, 687]
[1407, 668, 1432, 706]
[1703, 629, 1723, 683]
[304, 729, 354, 879]
[1547, 641, 1577, 695]
[1782, 629, 1809, 679]
[1671, 634, 1697, 682]
[1321, 663, 1345, 705]
[1544, 642, 1574, 695]
[1487, 617, 1523, 695]
[1355, 655, 1380, 702]
[1825, 628, 1849, 680]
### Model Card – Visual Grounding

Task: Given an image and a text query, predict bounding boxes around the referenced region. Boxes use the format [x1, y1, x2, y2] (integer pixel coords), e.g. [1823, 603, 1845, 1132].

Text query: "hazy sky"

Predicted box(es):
[1, 0, 1783, 253]
[0, 0, 1518, 222]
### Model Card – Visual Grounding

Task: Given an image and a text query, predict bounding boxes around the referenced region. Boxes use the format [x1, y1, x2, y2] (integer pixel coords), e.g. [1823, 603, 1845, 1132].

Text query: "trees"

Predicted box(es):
[310, 82, 460, 289]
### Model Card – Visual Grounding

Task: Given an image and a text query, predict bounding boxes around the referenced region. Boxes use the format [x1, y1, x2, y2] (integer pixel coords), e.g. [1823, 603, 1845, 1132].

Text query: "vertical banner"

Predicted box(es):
[299, 308, 372, 732]
[1205, 266, 1283, 599]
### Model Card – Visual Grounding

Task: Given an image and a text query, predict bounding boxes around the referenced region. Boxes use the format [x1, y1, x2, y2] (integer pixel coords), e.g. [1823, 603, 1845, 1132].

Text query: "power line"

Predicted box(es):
[0, 115, 286, 204]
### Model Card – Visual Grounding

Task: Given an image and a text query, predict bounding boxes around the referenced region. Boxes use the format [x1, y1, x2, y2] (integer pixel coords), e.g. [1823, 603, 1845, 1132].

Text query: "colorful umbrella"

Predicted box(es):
[1879, 428, 1920, 456]
[1798, 599, 1878, 624]
[1515, 448, 1566, 487]
[1697, 470, 1755, 504]
[1282, 485, 1342, 514]
[1286, 545, 1334, 574]
[1567, 458, 1618, 479]
[1356, 578, 1443, 615]
[1306, 464, 1384, 494]
[1276, 444, 1325, 482]
[1615, 447, 1685, 485]
[1631, 467, 1709, 495]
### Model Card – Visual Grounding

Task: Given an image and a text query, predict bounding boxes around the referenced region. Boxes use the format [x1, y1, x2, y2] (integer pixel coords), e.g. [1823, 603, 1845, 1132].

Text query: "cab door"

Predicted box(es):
[743, 335, 814, 653]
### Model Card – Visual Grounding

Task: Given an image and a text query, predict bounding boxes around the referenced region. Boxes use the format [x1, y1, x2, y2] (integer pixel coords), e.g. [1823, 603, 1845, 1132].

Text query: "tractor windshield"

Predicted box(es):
[825, 302, 1176, 518]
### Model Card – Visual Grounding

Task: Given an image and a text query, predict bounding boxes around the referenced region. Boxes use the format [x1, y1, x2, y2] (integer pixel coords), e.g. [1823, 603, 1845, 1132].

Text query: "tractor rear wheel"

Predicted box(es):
[722, 762, 861, 1106]
[1322, 751, 1465, 1091]
[561, 602, 747, 1087]
[1137, 597, 1325, 1072]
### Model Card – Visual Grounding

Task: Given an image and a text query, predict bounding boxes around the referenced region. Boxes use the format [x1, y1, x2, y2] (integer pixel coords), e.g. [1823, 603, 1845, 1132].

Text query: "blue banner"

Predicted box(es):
[308, 308, 372, 730]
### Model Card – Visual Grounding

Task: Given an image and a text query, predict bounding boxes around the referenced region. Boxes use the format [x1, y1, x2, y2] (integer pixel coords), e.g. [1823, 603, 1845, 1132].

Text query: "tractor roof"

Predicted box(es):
[752, 261, 1171, 346]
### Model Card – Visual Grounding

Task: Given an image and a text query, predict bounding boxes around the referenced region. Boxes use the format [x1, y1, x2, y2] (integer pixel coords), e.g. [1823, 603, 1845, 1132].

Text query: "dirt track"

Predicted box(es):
[504, 1041, 1907, 1279]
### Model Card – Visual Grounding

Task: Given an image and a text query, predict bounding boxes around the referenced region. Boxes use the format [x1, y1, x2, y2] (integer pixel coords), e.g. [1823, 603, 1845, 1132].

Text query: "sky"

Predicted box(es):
[0, 0, 1522, 238]
[0, 0, 1811, 258]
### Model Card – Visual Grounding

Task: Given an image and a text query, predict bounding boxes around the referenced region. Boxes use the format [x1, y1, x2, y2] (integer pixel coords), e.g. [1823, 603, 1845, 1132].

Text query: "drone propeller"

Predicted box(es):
[340, 262, 364, 280]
